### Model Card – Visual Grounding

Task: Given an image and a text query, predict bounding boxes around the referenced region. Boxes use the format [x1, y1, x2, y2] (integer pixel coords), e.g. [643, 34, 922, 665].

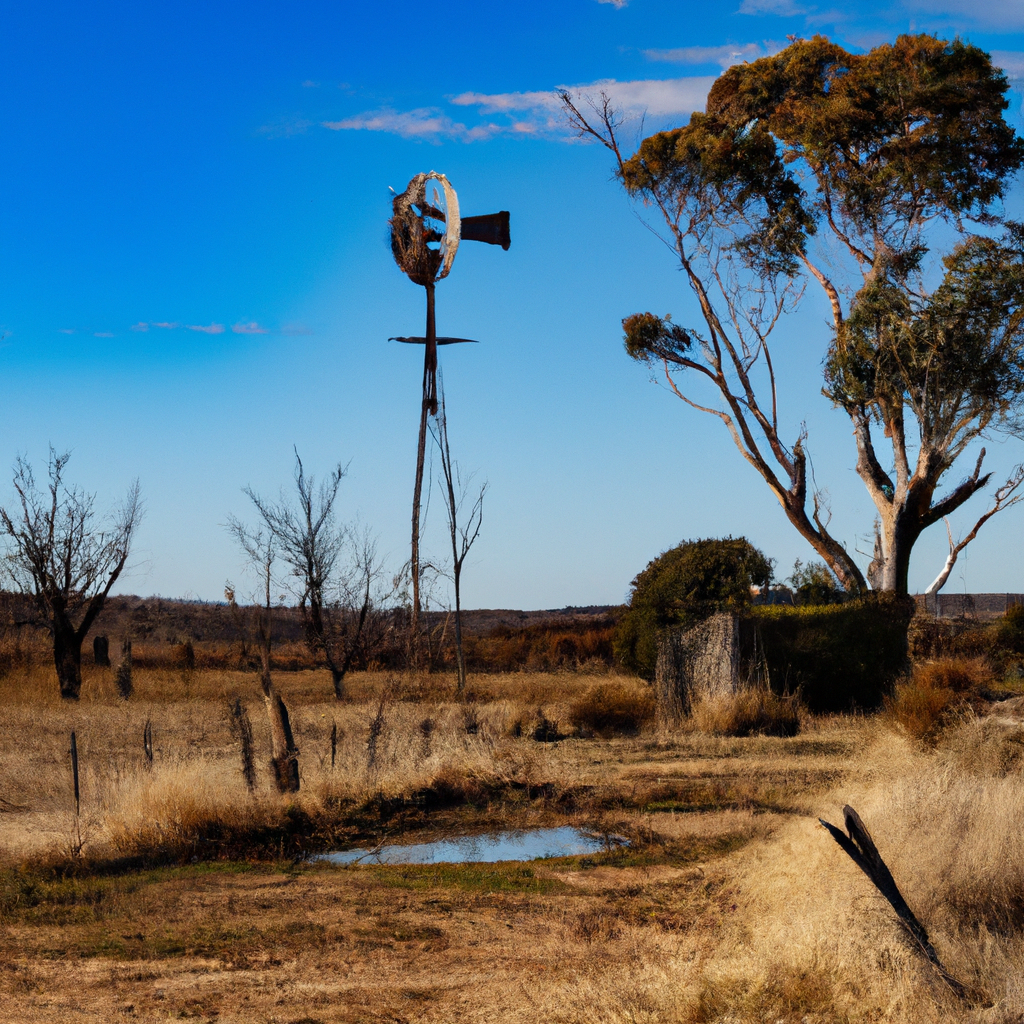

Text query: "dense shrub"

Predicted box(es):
[749, 594, 915, 711]
[463, 618, 618, 673]
[567, 681, 656, 736]
[786, 559, 845, 605]
[615, 537, 773, 679]
[888, 656, 993, 743]
[994, 602, 1024, 655]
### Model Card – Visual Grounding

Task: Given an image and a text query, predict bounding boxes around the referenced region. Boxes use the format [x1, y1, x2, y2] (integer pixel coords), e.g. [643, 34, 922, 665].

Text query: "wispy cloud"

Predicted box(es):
[257, 116, 313, 139]
[644, 43, 775, 67]
[739, 0, 806, 13]
[152, 321, 180, 330]
[992, 51, 1024, 81]
[187, 323, 225, 335]
[282, 323, 313, 336]
[231, 322, 269, 334]
[596, 0, 629, 7]
[901, 0, 1024, 31]
[323, 107, 503, 141]
[58, 328, 75, 335]
[302, 80, 318, 88]
[94, 331, 114, 338]
[455, 77, 714, 135]
[130, 322, 149, 332]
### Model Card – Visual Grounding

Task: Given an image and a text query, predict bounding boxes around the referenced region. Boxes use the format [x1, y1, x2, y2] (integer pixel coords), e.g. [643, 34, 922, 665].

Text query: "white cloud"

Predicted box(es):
[901, 0, 1024, 31]
[452, 76, 715, 133]
[232, 322, 268, 334]
[302, 80, 318, 88]
[130, 322, 149, 332]
[596, 0, 629, 7]
[323, 107, 502, 141]
[58, 328, 75, 334]
[187, 323, 225, 335]
[558, 77, 715, 118]
[644, 43, 771, 67]
[322, 76, 714, 145]
[94, 331, 114, 338]
[152, 321, 179, 329]
[992, 51, 1024, 81]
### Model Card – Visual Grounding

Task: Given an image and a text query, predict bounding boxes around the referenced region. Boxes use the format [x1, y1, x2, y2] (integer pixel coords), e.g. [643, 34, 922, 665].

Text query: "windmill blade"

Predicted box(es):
[389, 336, 481, 345]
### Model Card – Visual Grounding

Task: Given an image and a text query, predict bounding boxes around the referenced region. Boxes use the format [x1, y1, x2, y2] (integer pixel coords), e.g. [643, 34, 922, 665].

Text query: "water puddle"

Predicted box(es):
[318, 826, 626, 866]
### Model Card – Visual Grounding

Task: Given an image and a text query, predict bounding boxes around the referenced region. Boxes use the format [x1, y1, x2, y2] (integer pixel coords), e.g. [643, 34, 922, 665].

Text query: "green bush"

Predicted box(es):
[615, 537, 773, 679]
[995, 602, 1024, 655]
[748, 594, 915, 711]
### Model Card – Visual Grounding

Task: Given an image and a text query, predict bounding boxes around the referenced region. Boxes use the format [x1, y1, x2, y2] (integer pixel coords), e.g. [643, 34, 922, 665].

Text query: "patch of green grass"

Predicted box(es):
[342, 861, 572, 895]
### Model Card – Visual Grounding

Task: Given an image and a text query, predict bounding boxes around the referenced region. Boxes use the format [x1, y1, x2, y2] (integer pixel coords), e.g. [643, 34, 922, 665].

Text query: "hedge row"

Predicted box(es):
[743, 595, 916, 712]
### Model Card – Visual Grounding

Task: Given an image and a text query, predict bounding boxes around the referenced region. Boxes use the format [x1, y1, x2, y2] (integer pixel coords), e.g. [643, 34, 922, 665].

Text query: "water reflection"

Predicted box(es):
[318, 826, 625, 866]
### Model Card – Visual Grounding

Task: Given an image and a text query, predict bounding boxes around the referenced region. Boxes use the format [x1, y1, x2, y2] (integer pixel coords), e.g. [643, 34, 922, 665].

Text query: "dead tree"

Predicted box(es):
[0, 449, 141, 699]
[925, 464, 1024, 596]
[430, 381, 486, 695]
[225, 526, 299, 794]
[242, 450, 390, 699]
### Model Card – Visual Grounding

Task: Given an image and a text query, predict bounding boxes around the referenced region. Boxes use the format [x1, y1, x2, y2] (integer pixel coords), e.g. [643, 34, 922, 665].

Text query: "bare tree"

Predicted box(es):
[243, 450, 390, 699]
[925, 464, 1024, 597]
[430, 382, 486, 696]
[225, 525, 299, 793]
[0, 450, 141, 699]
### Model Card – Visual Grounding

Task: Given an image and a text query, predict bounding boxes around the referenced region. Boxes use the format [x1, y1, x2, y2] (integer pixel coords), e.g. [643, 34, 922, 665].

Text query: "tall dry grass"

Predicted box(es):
[0, 662, 618, 862]
[674, 712, 1024, 1022]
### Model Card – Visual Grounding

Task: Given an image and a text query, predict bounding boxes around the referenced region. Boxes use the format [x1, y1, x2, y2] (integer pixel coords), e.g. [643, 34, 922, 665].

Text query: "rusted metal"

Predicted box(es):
[389, 336, 479, 346]
[388, 173, 510, 648]
[460, 211, 511, 249]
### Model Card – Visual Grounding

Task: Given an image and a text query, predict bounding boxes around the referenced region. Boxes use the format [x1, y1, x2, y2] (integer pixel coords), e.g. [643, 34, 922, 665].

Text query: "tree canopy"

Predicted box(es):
[569, 34, 1024, 595]
[614, 537, 773, 678]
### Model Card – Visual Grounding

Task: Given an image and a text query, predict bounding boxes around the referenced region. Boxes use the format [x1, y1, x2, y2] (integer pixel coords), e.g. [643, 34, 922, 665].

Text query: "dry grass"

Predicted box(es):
[887, 656, 994, 743]
[690, 685, 801, 737]
[1, 659, 1022, 1021]
[567, 679, 656, 736]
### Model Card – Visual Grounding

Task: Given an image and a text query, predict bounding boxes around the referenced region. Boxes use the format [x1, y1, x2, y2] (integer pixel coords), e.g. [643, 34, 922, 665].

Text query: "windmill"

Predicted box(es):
[388, 172, 510, 646]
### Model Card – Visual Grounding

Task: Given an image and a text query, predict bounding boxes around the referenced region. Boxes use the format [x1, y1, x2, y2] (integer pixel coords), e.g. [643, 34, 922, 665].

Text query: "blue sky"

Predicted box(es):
[2, 0, 1024, 608]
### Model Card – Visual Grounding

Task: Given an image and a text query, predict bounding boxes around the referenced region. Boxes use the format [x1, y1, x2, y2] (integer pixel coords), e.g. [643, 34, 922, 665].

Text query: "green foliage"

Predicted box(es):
[622, 312, 693, 362]
[825, 230, 1024, 433]
[750, 595, 915, 711]
[995, 602, 1024, 655]
[786, 560, 844, 606]
[615, 538, 773, 679]
[612, 33, 1024, 597]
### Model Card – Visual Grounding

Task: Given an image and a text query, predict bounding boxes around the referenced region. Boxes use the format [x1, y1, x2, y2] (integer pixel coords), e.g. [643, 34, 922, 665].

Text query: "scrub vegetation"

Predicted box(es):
[1, 627, 1023, 1022]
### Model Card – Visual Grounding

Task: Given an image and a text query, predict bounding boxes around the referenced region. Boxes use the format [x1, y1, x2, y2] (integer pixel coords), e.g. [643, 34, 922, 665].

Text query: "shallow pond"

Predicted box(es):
[317, 826, 625, 866]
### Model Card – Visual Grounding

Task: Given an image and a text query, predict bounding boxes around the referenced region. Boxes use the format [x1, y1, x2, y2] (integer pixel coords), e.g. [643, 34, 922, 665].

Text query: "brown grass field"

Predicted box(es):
[1, 658, 1023, 1023]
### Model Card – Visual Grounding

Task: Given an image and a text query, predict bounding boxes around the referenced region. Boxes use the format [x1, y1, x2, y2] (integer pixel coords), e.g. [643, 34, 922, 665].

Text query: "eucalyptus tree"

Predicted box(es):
[0, 450, 141, 699]
[565, 35, 1024, 594]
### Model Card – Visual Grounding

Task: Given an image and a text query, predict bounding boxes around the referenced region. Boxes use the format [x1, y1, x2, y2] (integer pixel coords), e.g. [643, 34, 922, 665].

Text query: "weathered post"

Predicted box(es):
[115, 639, 133, 699]
[69, 730, 80, 816]
[93, 635, 110, 667]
